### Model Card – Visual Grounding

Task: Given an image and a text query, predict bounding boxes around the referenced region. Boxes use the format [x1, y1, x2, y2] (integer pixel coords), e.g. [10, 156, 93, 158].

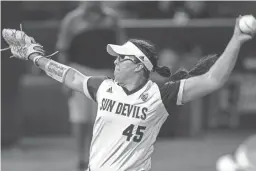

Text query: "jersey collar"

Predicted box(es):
[117, 80, 150, 96]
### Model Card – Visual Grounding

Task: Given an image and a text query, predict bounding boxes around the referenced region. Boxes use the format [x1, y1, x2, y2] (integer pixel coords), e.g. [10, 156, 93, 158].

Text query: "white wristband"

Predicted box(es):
[33, 55, 44, 66]
[45, 60, 71, 83]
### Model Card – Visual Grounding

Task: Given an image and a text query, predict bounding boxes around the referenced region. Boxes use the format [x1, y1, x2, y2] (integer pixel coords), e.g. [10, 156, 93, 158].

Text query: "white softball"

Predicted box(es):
[239, 15, 256, 34]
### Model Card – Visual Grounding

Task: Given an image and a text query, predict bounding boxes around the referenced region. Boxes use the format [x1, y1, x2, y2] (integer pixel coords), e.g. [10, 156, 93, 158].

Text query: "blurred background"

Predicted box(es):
[1, 1, 256, 171]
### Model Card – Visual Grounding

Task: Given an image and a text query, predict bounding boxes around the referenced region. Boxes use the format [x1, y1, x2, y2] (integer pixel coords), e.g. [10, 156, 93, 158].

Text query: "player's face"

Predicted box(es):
[114, 55, 141, 83]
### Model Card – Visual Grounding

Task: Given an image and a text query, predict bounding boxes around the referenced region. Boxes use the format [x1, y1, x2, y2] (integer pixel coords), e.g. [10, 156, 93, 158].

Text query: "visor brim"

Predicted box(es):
[107, 44, 132, 57]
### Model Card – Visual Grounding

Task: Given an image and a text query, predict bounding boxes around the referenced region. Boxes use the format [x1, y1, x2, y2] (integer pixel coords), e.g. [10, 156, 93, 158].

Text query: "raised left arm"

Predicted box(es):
[181, 16, 255, 104]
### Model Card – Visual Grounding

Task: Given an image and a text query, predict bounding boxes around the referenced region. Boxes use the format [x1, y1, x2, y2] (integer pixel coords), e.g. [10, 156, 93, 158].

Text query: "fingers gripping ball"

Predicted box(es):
[239, 15, 256, 35]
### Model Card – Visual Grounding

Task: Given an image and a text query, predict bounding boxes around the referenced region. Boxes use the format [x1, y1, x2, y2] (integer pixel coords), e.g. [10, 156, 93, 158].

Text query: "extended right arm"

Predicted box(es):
[2, 27, 96, 95]
[29, 53, 87, 94]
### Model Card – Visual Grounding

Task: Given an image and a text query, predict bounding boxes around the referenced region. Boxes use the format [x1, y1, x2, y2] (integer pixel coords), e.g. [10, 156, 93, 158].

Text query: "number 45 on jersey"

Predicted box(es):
[122, 124, 146, 143]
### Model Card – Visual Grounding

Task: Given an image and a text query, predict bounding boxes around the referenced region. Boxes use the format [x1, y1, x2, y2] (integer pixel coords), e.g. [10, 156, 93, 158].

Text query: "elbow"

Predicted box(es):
[64, 68, 76, 87]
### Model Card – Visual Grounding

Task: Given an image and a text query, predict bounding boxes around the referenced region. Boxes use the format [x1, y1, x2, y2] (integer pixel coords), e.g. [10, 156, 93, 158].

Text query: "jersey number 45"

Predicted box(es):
[122, 124, 146, 143]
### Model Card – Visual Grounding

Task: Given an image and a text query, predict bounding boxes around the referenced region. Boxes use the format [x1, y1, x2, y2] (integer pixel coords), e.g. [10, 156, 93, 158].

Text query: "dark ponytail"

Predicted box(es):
[170, 54, 219, 81]
[155, 66, 171, 77]
[170, 69, 189, 81]
[128, 39, 219, 81]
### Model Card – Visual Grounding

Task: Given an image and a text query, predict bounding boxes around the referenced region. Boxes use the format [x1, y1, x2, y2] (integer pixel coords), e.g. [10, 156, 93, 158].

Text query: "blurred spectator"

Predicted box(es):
[218, 76, 240, 128]
[158, 48, 181, 72]
[182, 44, 203, 71]
[122, 1, 210, 20]
[56, 2, 124, 171]
[183, 1, 210, 19]
[123, 1, 179, 19]
[172, 1, 210, 24]
[150, 48, 181, 85]
[211, 1, 256, 18]
[21, 1, 256, 20]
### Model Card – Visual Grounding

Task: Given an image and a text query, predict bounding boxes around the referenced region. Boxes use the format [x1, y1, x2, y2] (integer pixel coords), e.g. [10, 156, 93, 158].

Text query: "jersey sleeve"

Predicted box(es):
[159, 79, 186, 114]
[83, 76, 108, 102]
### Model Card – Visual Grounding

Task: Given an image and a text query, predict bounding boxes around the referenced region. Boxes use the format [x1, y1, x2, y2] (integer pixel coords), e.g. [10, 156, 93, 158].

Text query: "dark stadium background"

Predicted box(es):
[1, 1, 256, 171]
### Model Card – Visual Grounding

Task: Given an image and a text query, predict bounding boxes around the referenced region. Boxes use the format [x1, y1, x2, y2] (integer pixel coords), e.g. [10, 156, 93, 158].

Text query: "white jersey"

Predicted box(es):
[83, 77, 185, 171]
